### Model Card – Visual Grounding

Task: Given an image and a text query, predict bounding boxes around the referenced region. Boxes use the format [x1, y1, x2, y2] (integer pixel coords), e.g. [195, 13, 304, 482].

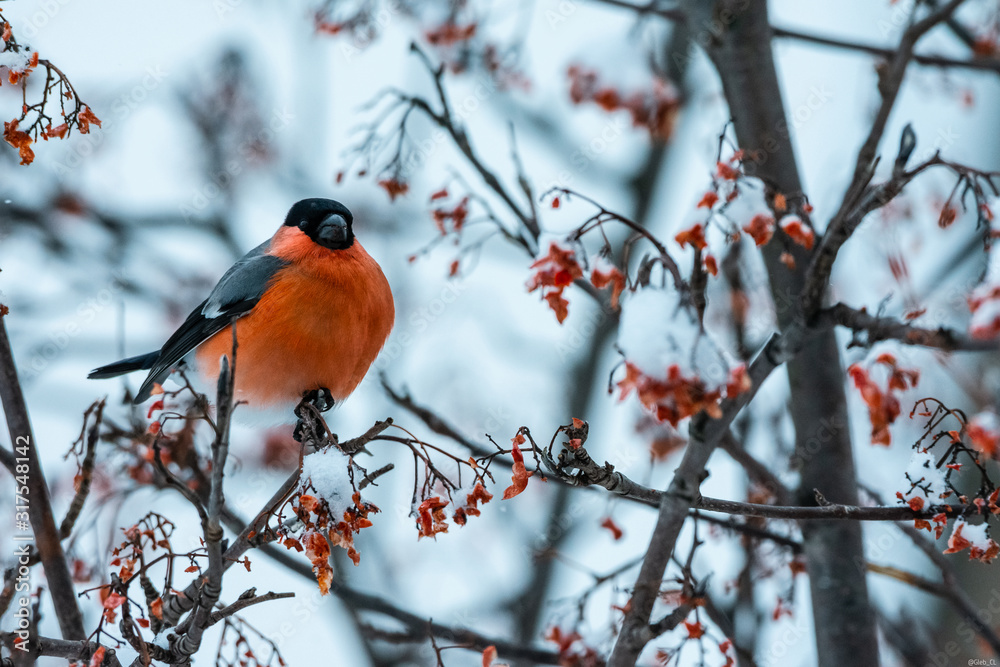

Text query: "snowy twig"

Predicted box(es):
[821, 302, 1000, 351]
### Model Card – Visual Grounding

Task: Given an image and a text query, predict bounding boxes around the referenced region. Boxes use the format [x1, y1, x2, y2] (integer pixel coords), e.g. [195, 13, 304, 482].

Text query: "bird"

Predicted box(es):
[88, 198, 395, 420]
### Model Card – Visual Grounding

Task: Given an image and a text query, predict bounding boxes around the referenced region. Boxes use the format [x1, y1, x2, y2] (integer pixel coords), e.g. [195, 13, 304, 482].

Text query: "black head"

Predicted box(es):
[284, 198, 355, 250]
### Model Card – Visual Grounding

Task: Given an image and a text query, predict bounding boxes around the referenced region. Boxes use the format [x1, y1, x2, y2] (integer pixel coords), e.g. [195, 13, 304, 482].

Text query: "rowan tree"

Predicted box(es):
[2, 1, 1000, 666]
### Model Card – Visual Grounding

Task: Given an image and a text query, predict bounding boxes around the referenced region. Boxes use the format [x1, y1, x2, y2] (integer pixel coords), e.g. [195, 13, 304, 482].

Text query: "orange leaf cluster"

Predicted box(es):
[943, 521, 1000, 563]
[293, 490, 378, 574]
[3, 50, 38, 87]
[544, 626, 601, 666]
[453, 482, 494, 526]
[329, 492, 378, 566]
[591, 264, 626, 309]
[526, 242, 584, 324]
[675, 223, 707, 251]
[302, 530, 333, 594]
[617, 362, 751, 427]
[425, 22, 477, 46]
[416, 496, 449, 539]
[503, 432, 532, 499]
[742, 213, 775, 247]
[77, 106, 102, 134]
[566, 65, 680, 140]
[3, 119, 33, 165]
[910, 509, 948, 539]
[377, 178, 409, 201]
[779, 216, 814, 250]
[431, 195, 469, 235]
[848, 353, 919, 446]
[101, 591, 126, 623]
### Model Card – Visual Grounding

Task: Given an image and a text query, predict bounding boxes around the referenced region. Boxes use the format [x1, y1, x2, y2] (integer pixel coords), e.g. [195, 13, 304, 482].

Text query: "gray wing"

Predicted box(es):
[134, 241, 289, 402]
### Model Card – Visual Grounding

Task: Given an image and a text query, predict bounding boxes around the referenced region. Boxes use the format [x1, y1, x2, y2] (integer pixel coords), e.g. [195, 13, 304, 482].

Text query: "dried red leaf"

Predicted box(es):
[77, 106, 102, 135]
[417, 496, 450, 539]
[716, 161, 740, 180]
[742, 214, 775, 247]
[780, 216, 815, 250]
[3, 118, 34, 165]
[684, 620, 705, 639]
[937, 205, 958, 228]
[600, 517, 624, 540]
[527, 243, 584, 324]
[503, 459, 532, 499]
[425, 22, 477, 46]
[377, 178, 409, 201]
[591, 264, 626, 309]
[675, 223, 707, 251]
[697, 191, 719, 209]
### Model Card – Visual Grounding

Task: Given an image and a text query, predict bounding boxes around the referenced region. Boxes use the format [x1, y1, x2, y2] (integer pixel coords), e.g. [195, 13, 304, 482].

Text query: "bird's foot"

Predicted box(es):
[294, 388, 335, 445]
[302, 387, 334, 412]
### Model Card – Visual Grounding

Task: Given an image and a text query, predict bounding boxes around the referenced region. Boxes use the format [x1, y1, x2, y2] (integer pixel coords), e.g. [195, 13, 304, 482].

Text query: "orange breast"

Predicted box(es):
[195, 226, 394, 409]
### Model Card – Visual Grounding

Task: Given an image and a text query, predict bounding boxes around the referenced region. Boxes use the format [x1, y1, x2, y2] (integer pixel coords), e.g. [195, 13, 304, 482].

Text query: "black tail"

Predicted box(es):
[88, 351, 160, 379]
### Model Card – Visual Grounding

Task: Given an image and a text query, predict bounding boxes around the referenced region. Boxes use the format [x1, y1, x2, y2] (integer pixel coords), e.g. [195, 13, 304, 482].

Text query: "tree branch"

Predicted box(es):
[772, 24, 1000, 75]
[801, 0, 967, 319]
[821, 302, 1000, 351]
[0, 633, 121, 667]
[59, 399, 104, 539]
[208, 591, 295, 626]
[0, 315, 85, 640]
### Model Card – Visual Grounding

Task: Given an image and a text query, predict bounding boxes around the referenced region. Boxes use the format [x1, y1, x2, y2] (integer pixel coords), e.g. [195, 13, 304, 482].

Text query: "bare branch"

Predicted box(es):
[772, 24, 1000, 75]
[208, 591, 295, 626]
[801, 0, 967, 318]
[0, 633, 122, 667]
[0, 316, 85, 639]
[821, 302, 1000, 352]
[60, 399, 105, 539]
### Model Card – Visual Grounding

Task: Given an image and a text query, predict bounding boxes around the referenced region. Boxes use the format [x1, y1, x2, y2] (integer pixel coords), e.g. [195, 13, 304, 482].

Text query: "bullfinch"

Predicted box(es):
[88, 198, 394, 417]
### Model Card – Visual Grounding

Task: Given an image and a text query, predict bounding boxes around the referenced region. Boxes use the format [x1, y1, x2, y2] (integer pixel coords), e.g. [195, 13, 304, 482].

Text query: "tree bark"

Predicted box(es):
[682, 1, 879, 665]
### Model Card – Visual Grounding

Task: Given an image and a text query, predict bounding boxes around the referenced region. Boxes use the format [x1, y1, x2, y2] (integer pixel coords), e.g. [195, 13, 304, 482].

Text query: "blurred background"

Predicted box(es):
[1, 0, 999, 665]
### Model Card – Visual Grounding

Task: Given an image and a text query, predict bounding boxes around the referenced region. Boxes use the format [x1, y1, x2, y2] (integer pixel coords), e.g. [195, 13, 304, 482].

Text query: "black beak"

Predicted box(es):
[311, 213, 350, 247]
